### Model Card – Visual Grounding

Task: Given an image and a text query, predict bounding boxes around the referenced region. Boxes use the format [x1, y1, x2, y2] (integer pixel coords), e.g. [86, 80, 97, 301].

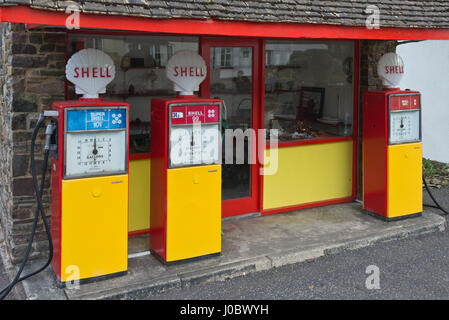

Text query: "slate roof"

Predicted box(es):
[1, 0, 449, 29]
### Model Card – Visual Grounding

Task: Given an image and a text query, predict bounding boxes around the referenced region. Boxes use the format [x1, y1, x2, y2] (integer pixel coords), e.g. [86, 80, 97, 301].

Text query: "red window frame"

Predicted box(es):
[259, 39, 360, 211]
[200, 37, 263, 218]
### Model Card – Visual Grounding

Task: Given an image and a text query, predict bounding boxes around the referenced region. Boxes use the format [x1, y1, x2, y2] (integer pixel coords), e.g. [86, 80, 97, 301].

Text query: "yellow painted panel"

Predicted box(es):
[387, 143, 422, 218]
[263, 141, 353, 210]
[129, 159, 151, 233]
[61, 175, 128, 282]
[166, 165, 221, 262]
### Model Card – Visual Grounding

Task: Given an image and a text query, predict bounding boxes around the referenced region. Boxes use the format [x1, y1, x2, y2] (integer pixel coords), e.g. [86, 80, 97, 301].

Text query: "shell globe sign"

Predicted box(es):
[377, 52, 405, 88]
[166, 50, 207, 94]
[66, 48, 116, 98]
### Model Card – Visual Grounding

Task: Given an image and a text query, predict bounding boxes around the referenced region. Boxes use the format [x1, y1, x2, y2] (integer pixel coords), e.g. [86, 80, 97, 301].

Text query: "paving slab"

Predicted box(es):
[1, 202, 446, 300]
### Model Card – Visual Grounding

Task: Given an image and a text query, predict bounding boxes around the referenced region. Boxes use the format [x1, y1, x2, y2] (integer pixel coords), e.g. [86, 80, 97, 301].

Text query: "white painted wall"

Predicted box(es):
[397, 40, 449, 163]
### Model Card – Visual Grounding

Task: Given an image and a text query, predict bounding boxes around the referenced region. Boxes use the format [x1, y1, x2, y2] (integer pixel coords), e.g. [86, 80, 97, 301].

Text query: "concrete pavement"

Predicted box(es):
[0, 200, 445, 300]
[143, 212, 449, 300]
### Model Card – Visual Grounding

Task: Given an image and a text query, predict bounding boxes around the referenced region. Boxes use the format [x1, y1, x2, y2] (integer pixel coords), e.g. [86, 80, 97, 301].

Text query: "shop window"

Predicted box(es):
[264, 41, 354, 142]
[67, 34, 199, 155]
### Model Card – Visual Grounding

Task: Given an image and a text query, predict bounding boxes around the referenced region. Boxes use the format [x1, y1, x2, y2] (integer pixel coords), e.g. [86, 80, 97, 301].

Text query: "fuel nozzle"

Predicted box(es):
[44, 123, 55, 150]
[41, 110, 59, 157]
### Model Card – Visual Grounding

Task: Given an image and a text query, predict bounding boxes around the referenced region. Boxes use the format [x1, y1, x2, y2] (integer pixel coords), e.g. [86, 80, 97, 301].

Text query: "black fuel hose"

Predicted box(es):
[0, 114, 55, 299]
[423, 175, 449, 215]
[15, 119, 57, 283]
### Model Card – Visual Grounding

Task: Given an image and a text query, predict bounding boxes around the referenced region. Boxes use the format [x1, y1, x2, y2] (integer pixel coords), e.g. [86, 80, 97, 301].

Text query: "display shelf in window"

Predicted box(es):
[210, 91, 252, 95]
[265, 65, 302, 70]
[265, 86, 352, 143]
[265, 89, 301, 94]
[108, 89, 173, 98]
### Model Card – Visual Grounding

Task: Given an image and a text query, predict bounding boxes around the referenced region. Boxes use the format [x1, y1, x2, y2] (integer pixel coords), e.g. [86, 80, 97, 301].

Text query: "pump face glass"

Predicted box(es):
[168, 103, 221, 169]
[66, 130, 126, 177]
[169, 124, 220, 168]
[389, 110, 420, 144]
[64, 107, 128, 178]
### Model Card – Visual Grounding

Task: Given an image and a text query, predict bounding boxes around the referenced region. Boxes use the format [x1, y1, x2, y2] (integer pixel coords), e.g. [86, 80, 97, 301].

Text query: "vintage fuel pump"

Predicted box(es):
[51, 49, 129, 285]
[363, 53, 422, 220]
[150, 51, 222, 263]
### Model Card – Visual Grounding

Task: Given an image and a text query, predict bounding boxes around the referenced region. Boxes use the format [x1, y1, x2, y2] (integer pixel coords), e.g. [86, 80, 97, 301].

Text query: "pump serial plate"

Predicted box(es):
[64, 107, 128, 179]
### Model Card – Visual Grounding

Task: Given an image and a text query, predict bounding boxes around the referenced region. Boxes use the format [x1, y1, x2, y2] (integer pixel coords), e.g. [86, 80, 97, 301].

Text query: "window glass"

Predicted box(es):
[67, 34, 199, 154]
[264, 41, 354, 142]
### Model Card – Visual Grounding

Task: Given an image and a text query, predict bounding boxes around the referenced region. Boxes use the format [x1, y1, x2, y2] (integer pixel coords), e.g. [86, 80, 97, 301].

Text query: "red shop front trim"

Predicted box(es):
[2, 5, 449, 40]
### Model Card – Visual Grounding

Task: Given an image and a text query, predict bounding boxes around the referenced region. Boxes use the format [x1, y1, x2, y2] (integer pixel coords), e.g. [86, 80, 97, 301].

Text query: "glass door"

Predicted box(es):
[201, 39, 261, 217]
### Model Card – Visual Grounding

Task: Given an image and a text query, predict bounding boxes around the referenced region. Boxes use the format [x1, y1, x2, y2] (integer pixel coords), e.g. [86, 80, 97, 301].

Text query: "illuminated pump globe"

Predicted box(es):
[377, 53, 405, 88]
[66, 48, 116, 98]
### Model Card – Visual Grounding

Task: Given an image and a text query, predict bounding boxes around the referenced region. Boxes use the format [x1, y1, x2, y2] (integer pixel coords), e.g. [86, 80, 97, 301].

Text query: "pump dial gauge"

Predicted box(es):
[389, 110, 420, 144]
[77, 136, 112, 166]
[65, 130, 126, 177]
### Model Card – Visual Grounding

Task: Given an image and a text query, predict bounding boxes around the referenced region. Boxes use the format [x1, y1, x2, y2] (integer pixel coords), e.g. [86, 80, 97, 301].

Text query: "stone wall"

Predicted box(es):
[357, 40, 398, 199]
[0, 23, 16, 263]
[360, 40, 398, 92]
[0, 23, 66, 263]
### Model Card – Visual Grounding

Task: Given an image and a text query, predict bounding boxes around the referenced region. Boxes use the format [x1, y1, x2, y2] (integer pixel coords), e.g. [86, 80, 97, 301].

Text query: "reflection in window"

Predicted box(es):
[209, 47, 253, 200]
[67, 34, 199, 155]
[264, 41, 354, 142]
[220, 48, 232, 67]
[266, 50, 274, 66]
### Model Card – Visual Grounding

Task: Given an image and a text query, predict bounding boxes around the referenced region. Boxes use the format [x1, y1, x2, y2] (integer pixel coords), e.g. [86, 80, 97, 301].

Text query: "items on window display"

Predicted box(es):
[265, 69, 277, 92]
[121, 56, 131, 69]
[233, 71, 251, 93]
[147, 70, 158, 88]
[277, 68, 299, 91]
[298, 87, 325, 118]
[295, 119, 317, 139]
[129, 118, 150, 154]
[121, 42, 156, 68]
[128, 84, 135, 95]
[264, 96, 280, 129]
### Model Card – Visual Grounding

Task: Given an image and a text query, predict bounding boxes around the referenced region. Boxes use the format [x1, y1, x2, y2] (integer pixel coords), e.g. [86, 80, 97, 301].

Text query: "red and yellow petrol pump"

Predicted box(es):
[51, 49, 130, 285]
[150, 51, 222, 263]
[363, 53, 422, 220]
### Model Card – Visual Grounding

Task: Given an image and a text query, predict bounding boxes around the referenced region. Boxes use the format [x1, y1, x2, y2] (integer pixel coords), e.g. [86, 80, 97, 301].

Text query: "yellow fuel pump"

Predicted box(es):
[363, 53, 422, 220]
[50, 49, 130, 285]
